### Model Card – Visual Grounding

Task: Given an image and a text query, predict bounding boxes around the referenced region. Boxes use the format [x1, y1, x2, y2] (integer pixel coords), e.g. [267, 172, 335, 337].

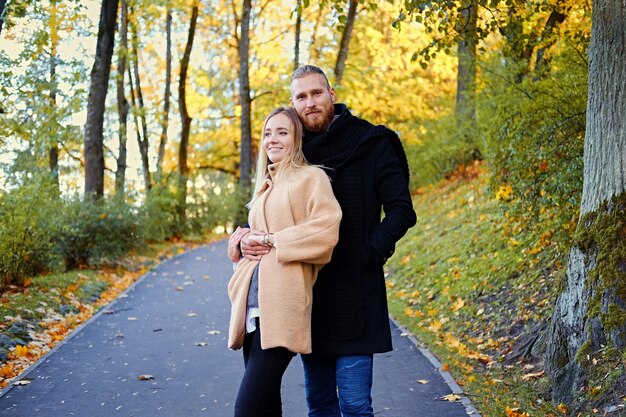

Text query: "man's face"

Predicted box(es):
[290, 73, 336, 132]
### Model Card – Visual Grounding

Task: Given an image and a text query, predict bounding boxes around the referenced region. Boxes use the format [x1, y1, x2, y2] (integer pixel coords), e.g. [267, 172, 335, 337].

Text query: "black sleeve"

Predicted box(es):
[368, 137, 417, 263]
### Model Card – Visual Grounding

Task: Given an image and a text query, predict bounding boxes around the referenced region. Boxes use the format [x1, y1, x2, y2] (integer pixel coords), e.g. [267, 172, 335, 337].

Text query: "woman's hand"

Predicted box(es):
[241, 229, 272, 261]
[227, 227, 250, 263]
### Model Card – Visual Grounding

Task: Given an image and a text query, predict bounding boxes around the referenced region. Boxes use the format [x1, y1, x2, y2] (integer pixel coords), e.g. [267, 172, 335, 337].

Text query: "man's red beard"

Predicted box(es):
[301, 103, 335, 132]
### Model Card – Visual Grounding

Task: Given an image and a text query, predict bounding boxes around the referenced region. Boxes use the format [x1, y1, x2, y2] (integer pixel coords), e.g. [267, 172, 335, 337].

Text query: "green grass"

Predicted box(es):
[386, 166, 575, 416]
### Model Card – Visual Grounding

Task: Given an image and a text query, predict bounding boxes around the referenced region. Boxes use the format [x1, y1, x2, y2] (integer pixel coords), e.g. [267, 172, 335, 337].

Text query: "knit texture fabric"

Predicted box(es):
[302, 104, 411, 342]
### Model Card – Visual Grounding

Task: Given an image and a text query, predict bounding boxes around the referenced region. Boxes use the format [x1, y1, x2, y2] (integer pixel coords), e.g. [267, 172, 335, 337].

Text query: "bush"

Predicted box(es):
[54, 197, 144, 270]
[478, 47, 587, 225]
[139, 183, 182, 242]
[185, 171, 241, 233]
[406, 112, 480, 190]
[0, 179, 62, 288]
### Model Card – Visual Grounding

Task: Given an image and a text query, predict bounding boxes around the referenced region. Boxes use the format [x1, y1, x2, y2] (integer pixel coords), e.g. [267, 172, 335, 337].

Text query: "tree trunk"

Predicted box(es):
[0, 0, 7, 36]
[308, 4, 325, 61]
[84, 0, 118, 200]
[49, 0, 60, 191]
[547, 0, 626, 405]
[334, 0, 358, 86]
[455, 0, 480, 159]
[533, 10, 567, 76]
[115, 0, 129, 196]
[129, 4, 152, 191]
[177, 0, 199, 225]
[238, 0, 252, 195]
[156, 5, 172, 183]
[293, 0, 302, 71]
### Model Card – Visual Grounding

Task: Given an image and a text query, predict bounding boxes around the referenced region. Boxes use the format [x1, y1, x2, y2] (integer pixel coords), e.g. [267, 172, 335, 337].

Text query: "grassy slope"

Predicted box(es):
[387, 163, 576, 416]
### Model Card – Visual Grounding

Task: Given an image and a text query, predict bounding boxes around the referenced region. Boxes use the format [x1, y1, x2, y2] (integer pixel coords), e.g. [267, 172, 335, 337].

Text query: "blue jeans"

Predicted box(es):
[301, 354, 374, 417]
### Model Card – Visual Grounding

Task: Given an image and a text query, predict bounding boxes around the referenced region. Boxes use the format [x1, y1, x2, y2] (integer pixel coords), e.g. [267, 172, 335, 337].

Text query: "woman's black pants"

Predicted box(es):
[234, 323, 295, 417]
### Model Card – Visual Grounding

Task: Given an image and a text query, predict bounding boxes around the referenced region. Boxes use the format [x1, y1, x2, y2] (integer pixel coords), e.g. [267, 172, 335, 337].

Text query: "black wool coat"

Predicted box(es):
[302, 104, 417, 356]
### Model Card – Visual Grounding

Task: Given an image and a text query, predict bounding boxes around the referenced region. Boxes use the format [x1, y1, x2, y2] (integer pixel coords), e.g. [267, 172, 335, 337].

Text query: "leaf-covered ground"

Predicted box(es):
[0, 237, 219, 390]
[386, 162, 596, 416]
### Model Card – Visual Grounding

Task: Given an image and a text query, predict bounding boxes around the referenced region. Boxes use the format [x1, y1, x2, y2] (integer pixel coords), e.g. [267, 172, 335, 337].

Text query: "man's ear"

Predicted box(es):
[330, 88, 336, 103]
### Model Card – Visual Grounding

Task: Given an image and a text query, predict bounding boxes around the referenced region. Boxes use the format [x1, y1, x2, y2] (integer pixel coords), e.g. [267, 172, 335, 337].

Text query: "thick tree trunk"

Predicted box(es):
[547, 0, 626, 405]
[334, 0, 357, 86]
[455, 0, 480, 159]
[84, 0, 118, 200]
[156, 6, 172, 183]
[238, 0, 252, 195]
[129, 5, 152, 191]
[294, 0, 302, 71]
[115, 0, 129, 196]
[49, 0, 60, 191]
[177, 0, 199, 224]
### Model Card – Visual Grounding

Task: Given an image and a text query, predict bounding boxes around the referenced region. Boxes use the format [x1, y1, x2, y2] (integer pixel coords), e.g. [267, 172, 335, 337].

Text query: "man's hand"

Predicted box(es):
[241, 229, 271, 261]
[227, 227, 250, 263]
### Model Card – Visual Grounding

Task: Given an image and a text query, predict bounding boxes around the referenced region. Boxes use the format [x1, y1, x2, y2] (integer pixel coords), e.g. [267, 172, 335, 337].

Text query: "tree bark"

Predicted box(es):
[455, 0, 480, 159]
[547, 0, 626, 405]
[308, 4, 325, 61]
[238, 0, 252, 194]
[334, 0, 358, 86]
[534, 10, 567, 76]
[156, 5, 172, 183]
[49, 0, 60, 191]
[129, 4, 152, 191]
[0, 0, 7, 36]
[115, 0, 129, 196]
[177, 0, 199, 224]
[294, 0, 302, 71]
[84, 0, 119, 200]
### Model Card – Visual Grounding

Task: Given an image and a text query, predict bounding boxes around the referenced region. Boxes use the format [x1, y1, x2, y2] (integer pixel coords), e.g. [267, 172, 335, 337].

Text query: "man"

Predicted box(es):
[230, 65, 416, 417]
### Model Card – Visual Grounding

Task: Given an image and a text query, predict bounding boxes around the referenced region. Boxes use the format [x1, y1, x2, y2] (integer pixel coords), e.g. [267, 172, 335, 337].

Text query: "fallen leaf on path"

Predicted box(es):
[13, 380, 31, 386]
[441, 394, 461, 402]
[195, 342, 208, 346]
[417, 379, 429, 384]
[186, 312, 197, 317]
[138, 375, 155, 381]
[207, 330, 221, 335]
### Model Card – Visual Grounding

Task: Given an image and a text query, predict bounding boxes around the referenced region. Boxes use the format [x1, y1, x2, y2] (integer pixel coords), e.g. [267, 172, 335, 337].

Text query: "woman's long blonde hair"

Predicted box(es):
[248, 107, 308, 207]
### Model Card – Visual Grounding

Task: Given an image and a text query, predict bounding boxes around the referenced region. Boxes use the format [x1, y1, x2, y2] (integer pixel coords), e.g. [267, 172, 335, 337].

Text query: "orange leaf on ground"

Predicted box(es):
[521, 371, 545, 381]
[505, 407, 530, 417]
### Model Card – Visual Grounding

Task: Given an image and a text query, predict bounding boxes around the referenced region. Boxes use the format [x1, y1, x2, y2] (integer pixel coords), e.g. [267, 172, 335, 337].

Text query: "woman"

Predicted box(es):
[227, 107, 342, 417]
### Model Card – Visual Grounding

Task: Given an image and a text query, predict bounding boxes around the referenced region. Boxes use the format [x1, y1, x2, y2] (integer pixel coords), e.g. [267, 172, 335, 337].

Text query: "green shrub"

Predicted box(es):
[478, 47, 587, 225]
[406, 112, 480, 190]
[0, 179, 62, 288]
[185, 171, 241, 233]
[139, 183, 182, 242]
[54, 197, 143, 269]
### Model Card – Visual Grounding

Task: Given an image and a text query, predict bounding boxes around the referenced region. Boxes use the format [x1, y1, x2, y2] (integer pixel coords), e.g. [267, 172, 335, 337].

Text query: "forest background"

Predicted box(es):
[0, 0, 624, 416]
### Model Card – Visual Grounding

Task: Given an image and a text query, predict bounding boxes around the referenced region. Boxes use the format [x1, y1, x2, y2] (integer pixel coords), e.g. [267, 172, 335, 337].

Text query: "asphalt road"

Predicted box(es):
[0, 240, 477, 417]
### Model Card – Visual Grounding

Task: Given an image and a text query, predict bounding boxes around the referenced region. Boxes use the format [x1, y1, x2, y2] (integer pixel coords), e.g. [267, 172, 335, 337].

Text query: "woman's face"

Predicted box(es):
[263, 113, 294, 164]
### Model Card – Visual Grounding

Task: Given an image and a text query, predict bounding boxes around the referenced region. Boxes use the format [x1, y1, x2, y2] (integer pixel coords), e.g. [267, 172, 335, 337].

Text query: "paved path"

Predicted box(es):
[0, 240, 476, 417]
